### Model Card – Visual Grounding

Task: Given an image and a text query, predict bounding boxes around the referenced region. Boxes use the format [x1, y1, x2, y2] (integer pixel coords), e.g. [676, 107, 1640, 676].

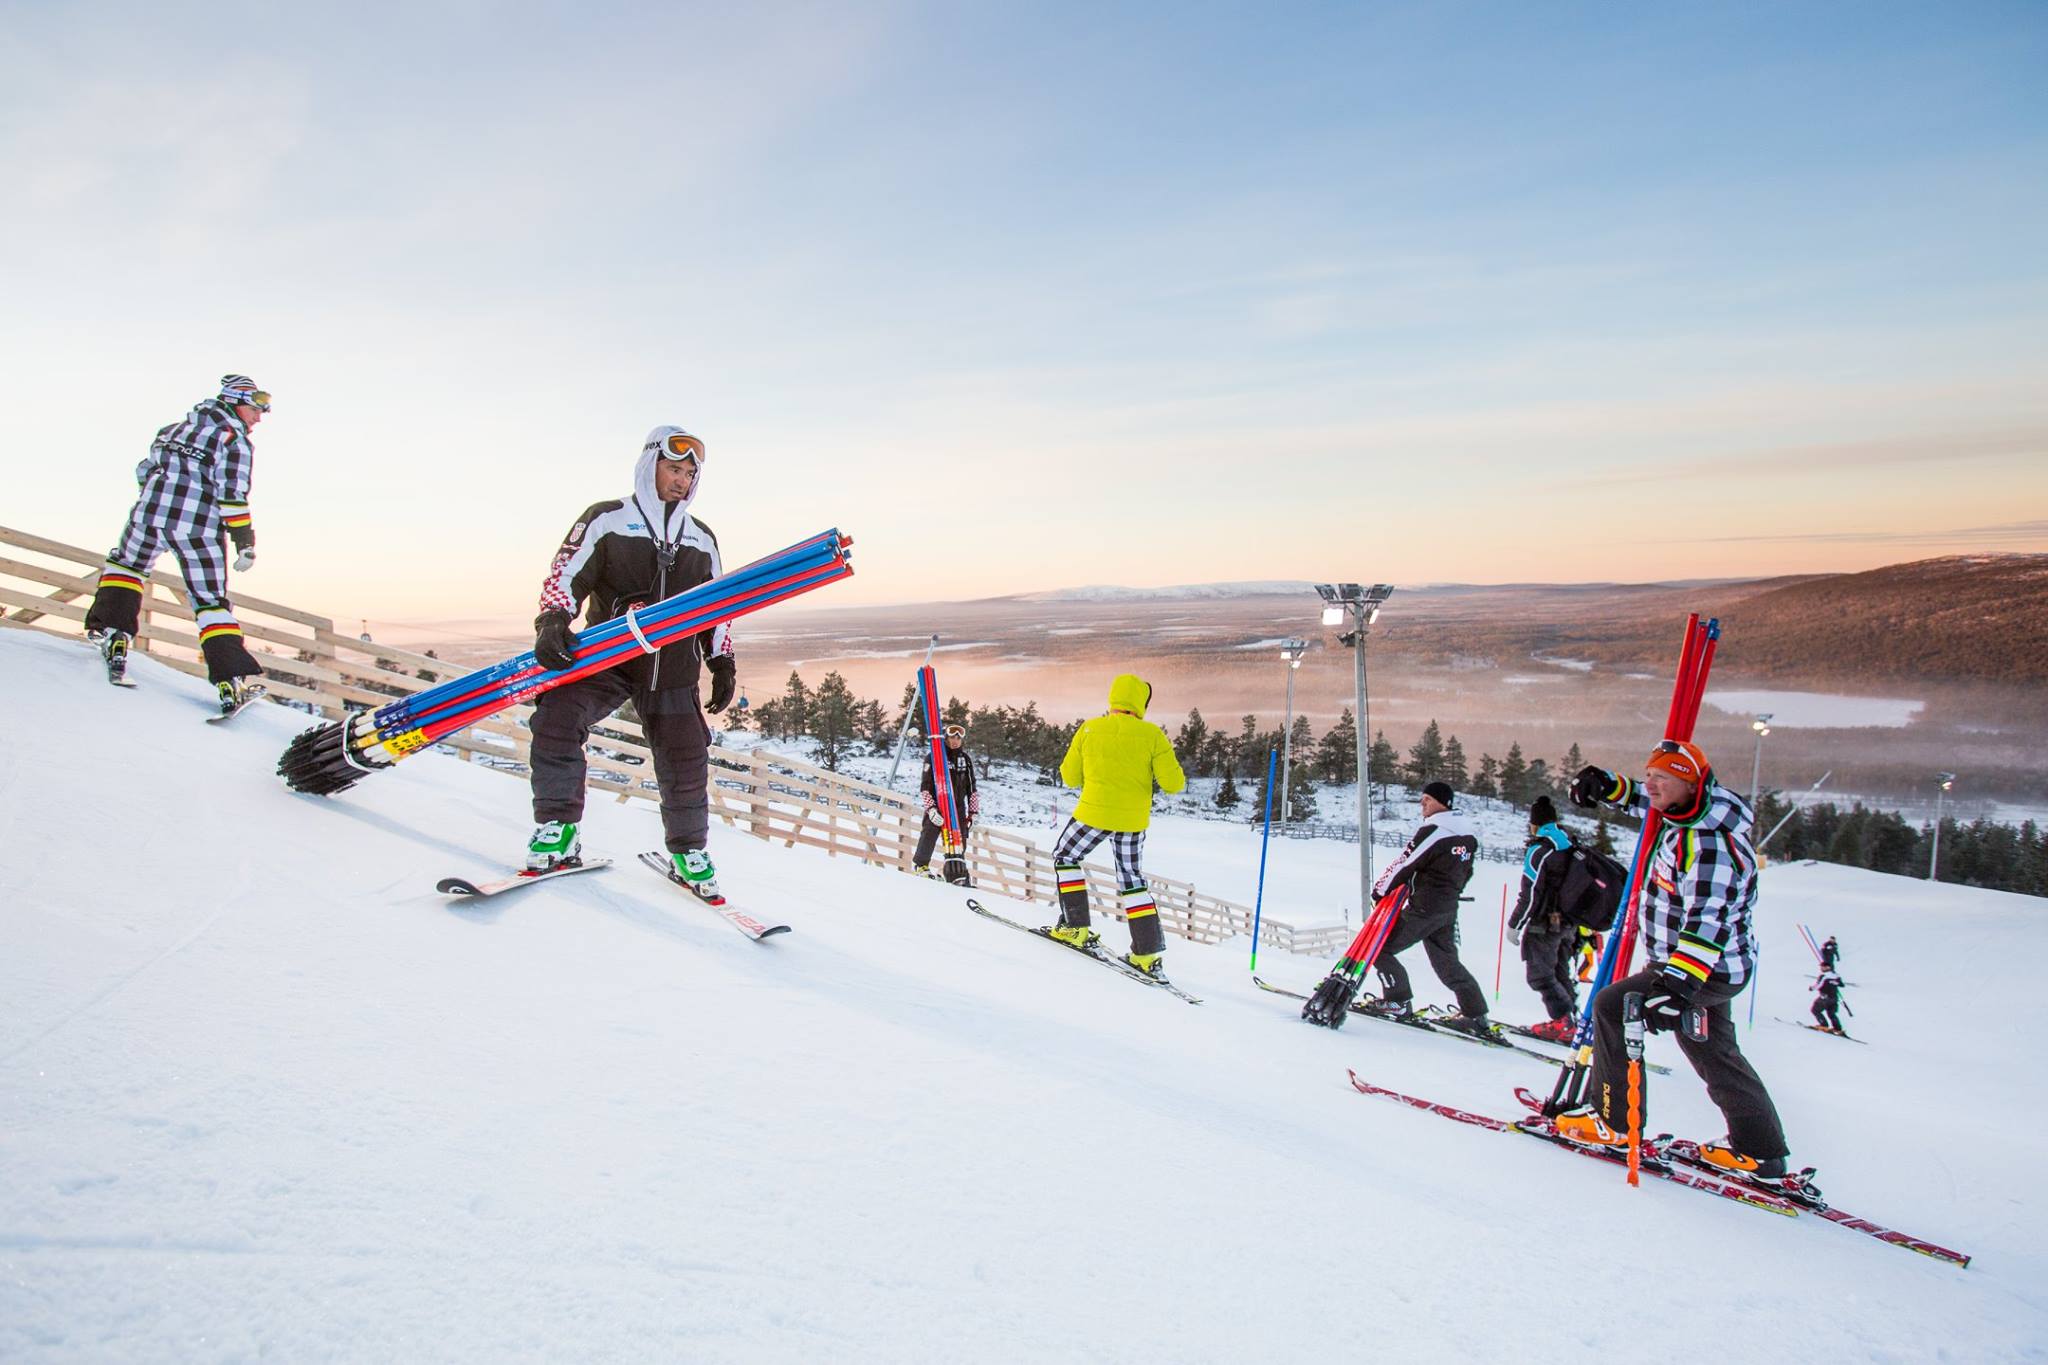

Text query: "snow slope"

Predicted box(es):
[2, 629, 2043, 1364]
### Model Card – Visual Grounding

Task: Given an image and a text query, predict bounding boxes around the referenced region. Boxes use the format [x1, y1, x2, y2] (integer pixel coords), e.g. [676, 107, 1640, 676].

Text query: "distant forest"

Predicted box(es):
[738, 669, 2048, 901]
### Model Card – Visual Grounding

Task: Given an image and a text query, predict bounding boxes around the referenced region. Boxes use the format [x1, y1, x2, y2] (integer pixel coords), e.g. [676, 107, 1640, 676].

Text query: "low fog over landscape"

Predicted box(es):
[381, 554, 2048, 815]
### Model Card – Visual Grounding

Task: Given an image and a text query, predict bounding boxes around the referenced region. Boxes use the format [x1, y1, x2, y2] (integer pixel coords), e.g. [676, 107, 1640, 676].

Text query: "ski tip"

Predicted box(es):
[436, 879, 482, 896]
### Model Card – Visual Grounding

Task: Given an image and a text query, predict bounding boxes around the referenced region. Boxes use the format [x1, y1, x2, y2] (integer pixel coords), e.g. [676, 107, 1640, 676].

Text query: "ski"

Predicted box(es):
[1347, 1071, 1794, 1214]
[1776, 1018, 1868, 1044]
[1499, 1020, 1674, 1075]
[967, 898, 1202, 1004]
[1254, 976, 1569, 1066]
[636, 851, 790, 940]
[207, 683, 267, 724]
[88, 633, 137, 687]
[1659, 1138, 1971, 1267]
[437, 858, 613, 898]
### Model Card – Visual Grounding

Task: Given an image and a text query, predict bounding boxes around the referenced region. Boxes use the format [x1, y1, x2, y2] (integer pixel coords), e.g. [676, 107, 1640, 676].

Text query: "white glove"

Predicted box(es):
[926, 806, 945, 826]
[234, 548, 256, 572]
[1507, 923, 1524, 947]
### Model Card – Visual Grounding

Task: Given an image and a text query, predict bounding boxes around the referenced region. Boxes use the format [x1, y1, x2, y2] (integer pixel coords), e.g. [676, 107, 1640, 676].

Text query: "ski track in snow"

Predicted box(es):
[1, 629, 2043, 1363]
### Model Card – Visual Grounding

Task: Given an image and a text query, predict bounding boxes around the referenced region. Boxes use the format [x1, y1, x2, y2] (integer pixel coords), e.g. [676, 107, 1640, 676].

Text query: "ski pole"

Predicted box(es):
[1251, 746, 1276, 973]
[1624, 991, 1646, 1188]
[1494, 884, 1506, 1003]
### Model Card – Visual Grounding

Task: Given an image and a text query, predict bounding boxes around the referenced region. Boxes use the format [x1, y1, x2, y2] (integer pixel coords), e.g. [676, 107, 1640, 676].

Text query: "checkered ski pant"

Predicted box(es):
[83, 468, 259, 681]
[1051, 818, 1164, 956]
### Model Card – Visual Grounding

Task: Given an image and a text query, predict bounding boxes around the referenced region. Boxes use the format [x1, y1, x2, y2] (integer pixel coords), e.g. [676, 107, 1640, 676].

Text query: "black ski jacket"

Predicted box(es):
[1373, 807, 1479, 922]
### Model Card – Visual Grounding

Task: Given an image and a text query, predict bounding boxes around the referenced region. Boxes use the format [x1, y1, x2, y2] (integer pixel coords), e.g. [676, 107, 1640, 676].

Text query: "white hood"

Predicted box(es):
[632, 425, 704, 542]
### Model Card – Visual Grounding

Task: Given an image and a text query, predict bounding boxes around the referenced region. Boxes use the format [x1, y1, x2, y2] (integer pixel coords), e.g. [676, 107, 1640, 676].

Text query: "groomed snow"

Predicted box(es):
[1, 629, 2042, 1363]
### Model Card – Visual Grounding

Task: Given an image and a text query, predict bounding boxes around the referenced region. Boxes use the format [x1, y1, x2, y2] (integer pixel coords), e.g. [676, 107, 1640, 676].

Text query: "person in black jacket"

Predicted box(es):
[522, 426, 738, 894]
[1810, 969, 1848, 1034]
[1820, 935, 1841, 972]
[1370, 782, 1491, 1033]
[912, 723, 979, 877]
[1508, 795, 1580, 1039]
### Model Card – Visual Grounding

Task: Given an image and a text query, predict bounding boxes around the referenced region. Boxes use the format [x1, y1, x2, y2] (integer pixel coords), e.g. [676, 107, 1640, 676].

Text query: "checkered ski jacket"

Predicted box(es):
[1607, 777, 1760, 988]
[137, 399, 254, 535]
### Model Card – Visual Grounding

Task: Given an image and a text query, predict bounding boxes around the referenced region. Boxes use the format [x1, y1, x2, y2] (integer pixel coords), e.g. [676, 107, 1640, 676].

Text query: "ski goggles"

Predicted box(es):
[655, 432, 705, 464]
[225, 389, 271, 411]
[944, 724, 966, 742]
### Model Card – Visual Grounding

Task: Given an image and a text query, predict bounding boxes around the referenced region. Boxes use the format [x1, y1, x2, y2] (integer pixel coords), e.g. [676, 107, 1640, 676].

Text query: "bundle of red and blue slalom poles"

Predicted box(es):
[277, 529, 855, 796]
[1540, 611, 1718, 1115]
[917, 664, 971, 884]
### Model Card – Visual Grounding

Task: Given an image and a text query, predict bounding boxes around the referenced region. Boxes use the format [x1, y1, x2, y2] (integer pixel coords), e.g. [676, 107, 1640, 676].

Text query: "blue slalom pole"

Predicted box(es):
[1250, 746, 1277, 972]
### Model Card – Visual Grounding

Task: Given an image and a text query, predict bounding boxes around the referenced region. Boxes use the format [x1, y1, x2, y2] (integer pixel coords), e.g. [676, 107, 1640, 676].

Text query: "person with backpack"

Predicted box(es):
[1810, 969, 1848, 1034]
[1508, 796, 1585, 1040]
[912, 722, 978, 882]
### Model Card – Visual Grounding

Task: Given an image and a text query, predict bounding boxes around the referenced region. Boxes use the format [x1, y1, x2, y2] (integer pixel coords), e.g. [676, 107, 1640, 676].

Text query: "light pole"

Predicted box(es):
[1930, 772, 1956, 881]
[1315, 583, 1394, 925]
[1749, 714, 1773, 811]
[1277, 639, 1310, 828]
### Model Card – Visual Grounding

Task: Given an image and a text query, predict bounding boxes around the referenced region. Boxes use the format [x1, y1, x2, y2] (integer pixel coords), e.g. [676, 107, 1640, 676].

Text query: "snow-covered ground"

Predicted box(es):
[3, 628, 2044, 1363]
[1703, 689, 1926, 729]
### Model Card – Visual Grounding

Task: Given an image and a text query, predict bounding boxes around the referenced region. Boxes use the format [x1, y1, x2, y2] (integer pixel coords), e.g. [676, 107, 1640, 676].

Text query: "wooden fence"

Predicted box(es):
[0, 523, 1350, 956]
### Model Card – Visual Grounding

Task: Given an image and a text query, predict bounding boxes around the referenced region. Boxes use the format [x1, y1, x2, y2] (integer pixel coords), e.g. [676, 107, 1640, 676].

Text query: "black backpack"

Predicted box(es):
[1555, 844, 1629, 931]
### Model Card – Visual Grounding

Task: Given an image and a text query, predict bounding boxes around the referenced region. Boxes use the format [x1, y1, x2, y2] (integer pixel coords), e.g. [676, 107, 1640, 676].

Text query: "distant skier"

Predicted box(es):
[1508, 796, 1580, 1041]
[1820, 935, 1841, 972]
[1810, 969, 1848, 1034]
[1558, 741, 1793, 1184]
[522, 427, 738, 894]
[83, 374, 269, 713]
[1370, 782, 1493, 1036]
[1045, 674, 1187, 978]
[913, 723, 979, 880]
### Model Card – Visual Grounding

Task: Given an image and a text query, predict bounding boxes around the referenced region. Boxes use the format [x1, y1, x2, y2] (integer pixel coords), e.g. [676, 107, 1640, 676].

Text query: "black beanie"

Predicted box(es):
[1530, 795, 1558, 827]
[1421, 781, 1455, 809]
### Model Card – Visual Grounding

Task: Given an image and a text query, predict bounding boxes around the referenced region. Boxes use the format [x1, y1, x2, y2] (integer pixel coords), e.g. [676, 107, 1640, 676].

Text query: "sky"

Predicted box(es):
[4, 1, 2046, 626]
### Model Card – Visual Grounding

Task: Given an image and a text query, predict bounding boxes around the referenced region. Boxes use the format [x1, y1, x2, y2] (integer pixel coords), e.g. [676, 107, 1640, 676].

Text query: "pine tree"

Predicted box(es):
[1499, 743, 1530, 806]
[1315, 708, 1357, 783]
[1216, 770, 1241, 810]
[1286, 760, 1319, 822]
[1177, 709, 1211, 778]
[780, 671, 812, 740]
[1562, 743, 1584, 784]
[943, 695, 970, 731]
[1289, 714, 1315, 763]
[1406, 720, 1447, 787]
[1368, 730, 1401, 790]
[1471, 753, 1501, 800]
[1593, 810, 1617, 854]
[1443, 734, 1469, 790]
[1237, 715, 1261, 777]
[1524, 757, 1555, 801]
[811, 671, 856, 770]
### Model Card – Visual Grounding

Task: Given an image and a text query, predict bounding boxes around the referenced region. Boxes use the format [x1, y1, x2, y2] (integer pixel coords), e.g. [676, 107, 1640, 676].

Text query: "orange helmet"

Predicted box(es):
[1645, 739, 1711, 787]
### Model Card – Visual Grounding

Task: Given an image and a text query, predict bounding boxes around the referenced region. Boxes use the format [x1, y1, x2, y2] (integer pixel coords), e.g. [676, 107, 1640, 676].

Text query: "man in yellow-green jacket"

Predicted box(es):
[1045, 673, 1188, 977]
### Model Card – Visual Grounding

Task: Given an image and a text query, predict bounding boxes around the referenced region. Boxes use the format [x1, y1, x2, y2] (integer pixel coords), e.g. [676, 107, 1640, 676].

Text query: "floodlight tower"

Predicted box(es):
[1930, 772, 1957, 881]
[1314, 583, 1395, 925]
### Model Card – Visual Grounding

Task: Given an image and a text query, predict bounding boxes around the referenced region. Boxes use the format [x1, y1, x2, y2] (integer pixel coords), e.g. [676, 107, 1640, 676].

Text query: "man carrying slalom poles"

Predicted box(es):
[1551, 737, 1795, 1186]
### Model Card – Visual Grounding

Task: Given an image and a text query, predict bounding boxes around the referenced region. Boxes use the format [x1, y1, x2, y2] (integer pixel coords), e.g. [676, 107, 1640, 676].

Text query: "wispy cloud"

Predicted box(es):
[1700, 520, 2048, 546]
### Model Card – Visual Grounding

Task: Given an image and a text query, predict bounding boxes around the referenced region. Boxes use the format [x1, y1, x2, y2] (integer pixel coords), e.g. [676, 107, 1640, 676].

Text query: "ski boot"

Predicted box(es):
[1045, 922, 1101, 953]
[1550, 1110, 1629, 1150]
[1300, 971, 1363, 1028]
[93, 629, 133, 684]
[1123, 951, 1165, 979]
[526, 820, 582, 871]
[1353, 994, 1416, 1021]
[1696, 1140, 1787, 1181]
[215, 679, 262, 717]
[1436, 1013, 1505, 1042]
[673, 848, 721, 900]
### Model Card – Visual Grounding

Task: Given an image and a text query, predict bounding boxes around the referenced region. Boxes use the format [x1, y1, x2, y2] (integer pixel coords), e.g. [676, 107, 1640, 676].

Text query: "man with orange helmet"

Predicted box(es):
[1554, 740, 1792, 1184]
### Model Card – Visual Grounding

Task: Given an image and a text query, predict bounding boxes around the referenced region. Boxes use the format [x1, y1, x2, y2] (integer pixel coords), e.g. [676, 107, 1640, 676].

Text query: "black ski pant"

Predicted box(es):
[1521, 925, 1579, 1020]
[912, 814, 972, 868]
[1376, 903, 1488, 1018]
[1589, 966, 1789, 1160]
[530, 671, 710, 854]
[1811, 996, 1842, 1031]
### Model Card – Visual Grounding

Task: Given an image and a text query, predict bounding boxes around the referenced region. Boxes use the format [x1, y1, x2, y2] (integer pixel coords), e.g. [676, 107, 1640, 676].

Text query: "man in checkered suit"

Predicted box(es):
[84, 375, 268, 695]
[1555, 740, 1793, 1182]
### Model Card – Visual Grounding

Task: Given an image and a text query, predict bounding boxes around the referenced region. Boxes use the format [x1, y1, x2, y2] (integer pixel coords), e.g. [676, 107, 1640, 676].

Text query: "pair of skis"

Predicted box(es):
[965, 897, 1202, 1004]
[1778, 1017, 1867, 1044]
[435, 853, 790, 941]
[1345, 1070, 1970, 1267]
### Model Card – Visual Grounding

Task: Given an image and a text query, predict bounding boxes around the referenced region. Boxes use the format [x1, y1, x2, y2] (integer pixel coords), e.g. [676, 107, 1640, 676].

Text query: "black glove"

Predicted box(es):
[1640, 965, 1700, 1034]
[1570, 765, 1619, 808]
[227, 522, 255, 553]
[705, 656, 736, 714]
[534, 610, 578, 671]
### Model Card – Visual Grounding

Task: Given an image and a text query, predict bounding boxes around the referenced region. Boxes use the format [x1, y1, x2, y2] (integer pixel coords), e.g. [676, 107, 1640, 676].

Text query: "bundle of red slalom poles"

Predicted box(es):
[277, 529, 855, 796]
